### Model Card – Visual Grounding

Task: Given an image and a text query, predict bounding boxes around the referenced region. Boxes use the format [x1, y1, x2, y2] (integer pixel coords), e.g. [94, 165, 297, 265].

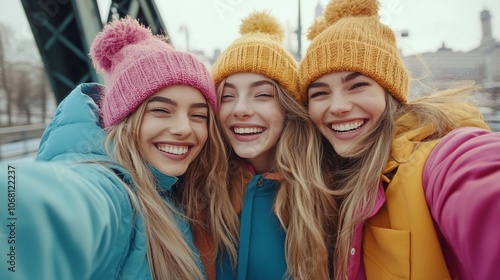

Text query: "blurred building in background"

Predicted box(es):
[402, 9, 500, 130]
[404, 10, 499, 93]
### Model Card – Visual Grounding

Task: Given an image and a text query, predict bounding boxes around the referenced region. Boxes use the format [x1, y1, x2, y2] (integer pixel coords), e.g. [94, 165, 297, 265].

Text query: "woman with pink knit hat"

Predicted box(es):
[300, 0, 500, 279]
[211, 11, 335, 280]
[0, 18, 237, 280]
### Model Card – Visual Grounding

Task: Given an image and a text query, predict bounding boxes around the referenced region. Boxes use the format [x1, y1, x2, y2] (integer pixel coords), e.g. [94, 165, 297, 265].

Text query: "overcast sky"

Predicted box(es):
[156, 0, 500, 57]
[1, 0, 499, 58]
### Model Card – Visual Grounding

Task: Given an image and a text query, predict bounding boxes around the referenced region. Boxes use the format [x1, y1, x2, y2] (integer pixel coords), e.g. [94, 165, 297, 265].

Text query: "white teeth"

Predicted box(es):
[233, 127, 263, 134]
[157, 145, 189, 155]
[331, 120, 364, 132]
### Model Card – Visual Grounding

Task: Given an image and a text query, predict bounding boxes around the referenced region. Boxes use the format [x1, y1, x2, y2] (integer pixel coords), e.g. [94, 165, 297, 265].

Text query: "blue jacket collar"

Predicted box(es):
[150, 165, 179, 191]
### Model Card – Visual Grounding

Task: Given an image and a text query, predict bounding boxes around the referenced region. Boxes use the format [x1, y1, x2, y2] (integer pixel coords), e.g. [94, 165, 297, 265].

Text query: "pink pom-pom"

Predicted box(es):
[89, 17, 151, 73]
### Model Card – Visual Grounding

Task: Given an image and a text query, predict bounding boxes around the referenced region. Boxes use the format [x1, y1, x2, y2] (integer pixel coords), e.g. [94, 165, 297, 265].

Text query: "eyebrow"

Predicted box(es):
[147, 96, 208, 109]
[250, 80, 274, 88]
[342, 72, 362, 83]
[223, 83, 236, 90]
[307, 72, 363, 91]
[307, 82, 329, 90]
[191, 103, 209, 109]
[223, 80, 274, 90]
[148, 96, 176, 106]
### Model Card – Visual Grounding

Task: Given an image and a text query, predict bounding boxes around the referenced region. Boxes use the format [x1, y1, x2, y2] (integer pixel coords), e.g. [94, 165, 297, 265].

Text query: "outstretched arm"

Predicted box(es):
[423, 127, 500, 279]
[0, 162, 133, 279]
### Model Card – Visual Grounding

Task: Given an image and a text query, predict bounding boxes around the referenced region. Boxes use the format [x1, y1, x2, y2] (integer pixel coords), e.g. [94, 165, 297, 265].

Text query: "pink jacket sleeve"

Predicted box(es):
[423, 127, 500, 279]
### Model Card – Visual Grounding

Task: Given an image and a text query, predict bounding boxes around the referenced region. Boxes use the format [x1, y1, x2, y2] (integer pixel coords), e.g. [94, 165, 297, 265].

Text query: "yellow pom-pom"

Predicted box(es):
[307, 17, 329, 41]
[240, 11, 285, 43]
[323, 0, 379, 25]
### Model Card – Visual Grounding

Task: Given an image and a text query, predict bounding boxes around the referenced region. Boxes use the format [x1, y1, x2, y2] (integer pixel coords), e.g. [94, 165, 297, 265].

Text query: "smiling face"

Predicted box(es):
[307, 72, 387, 156]
[218, 73, 285, 173]
[138, 85, 209, 176]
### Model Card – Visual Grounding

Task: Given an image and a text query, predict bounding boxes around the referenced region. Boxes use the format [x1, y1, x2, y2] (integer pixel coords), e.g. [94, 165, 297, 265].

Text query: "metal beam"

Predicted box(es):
[106, 0, 171, 44]
[21, 0, 169, 104]
[20, 0, 103, 104]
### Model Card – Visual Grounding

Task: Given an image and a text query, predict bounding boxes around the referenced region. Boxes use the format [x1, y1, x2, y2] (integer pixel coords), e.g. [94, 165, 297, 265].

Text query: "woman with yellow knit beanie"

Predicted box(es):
[300, 0, 500, 279]
[211, 11, 335, 280]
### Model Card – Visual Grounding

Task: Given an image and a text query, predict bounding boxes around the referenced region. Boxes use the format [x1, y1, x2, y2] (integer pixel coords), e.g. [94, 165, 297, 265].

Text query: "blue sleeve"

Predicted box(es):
[0, 162, 133, 279]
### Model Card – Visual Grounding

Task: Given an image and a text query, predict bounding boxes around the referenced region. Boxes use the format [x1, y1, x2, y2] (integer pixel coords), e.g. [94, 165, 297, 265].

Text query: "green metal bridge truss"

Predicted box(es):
[20, 0, 169, 104]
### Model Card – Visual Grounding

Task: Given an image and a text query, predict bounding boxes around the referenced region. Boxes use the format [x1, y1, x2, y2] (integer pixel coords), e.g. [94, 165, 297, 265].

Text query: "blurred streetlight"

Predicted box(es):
[296, 0, 302, 60]
[179, 25, 190, 52]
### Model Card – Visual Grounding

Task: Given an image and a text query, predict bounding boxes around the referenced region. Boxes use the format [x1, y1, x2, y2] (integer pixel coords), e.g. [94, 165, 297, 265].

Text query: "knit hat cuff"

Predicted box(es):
[102, 51, 216, 127]
[213, 43, 299, 100]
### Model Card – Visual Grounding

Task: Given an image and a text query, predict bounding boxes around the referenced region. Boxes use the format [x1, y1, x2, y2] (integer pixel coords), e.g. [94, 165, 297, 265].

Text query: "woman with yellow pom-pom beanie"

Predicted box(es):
[299, 0, 500, 279]
[211, 11, 336, 280]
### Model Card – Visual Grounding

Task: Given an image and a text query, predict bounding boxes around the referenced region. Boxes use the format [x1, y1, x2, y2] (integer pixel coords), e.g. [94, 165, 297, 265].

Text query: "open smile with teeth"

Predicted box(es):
[157, 144, 189, 155]
[233, 127, 264, 134]
[330, 120, 365, 133]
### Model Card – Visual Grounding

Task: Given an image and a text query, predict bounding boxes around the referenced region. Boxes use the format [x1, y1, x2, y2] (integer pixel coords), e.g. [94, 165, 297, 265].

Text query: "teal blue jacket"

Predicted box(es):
[0, 83, 204, 279]
[216, 173, 288, 280]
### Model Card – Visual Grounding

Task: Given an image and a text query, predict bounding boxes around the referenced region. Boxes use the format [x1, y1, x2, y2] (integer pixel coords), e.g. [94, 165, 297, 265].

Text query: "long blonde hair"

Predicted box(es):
[328, 84, 486, 279]
[105, 100, 239, 280]
[218, 79, 337, 279]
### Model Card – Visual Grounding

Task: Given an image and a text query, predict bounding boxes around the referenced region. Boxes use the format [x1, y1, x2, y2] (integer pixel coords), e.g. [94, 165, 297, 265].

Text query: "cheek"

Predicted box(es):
[216, 109, 231, 135]
[371, 97, 386, 122]
[269, 105, 285, 130]
[308, 103, 323, 123]
[217, 105, 232, 123]
[270, 114, 285, 134]
[139, 116, 162, 136]
[137, 121, 158, 156]
[137, 131, 149, 160]
[195, 123, 209, 145]
[138, 120, 151, 145]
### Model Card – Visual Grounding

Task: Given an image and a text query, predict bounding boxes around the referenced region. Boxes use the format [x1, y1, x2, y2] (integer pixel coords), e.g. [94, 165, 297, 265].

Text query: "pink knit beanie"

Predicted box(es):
[89, 17, 217, 128]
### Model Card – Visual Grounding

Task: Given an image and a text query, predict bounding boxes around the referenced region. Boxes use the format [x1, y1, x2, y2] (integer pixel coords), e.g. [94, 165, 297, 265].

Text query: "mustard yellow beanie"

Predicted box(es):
[299, 0, 409, 104]
[212, 11, 300, 101]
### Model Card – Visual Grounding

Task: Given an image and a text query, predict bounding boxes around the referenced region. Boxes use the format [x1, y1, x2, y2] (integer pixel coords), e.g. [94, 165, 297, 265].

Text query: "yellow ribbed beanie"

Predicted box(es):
[212, 11, 300, 101]
[299, 0, 409, 104]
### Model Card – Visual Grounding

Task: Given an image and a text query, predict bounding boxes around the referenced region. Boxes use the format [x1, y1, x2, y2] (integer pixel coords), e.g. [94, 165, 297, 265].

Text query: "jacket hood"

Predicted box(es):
[37, 83, 111, 164]
[383, 102, 490, 180]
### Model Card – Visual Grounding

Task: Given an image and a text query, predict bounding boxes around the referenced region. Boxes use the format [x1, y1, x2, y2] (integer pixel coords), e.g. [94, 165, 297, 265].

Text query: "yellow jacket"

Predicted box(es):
[362, 103, 489, 279]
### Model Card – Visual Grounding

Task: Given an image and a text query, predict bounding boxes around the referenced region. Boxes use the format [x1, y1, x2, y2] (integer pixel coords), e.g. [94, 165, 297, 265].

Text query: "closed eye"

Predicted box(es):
[309, 91, 329, 99]
[192, 113, 208, 120]
[150, 107, 170, 114]
[256, 92, 274, 98]
[221, 93, 235, 102]
[351, 82, 369, 90]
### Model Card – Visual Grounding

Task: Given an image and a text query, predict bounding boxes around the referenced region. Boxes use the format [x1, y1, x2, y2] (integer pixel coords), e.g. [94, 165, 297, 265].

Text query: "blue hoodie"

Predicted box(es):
[0, 83, 203, 279]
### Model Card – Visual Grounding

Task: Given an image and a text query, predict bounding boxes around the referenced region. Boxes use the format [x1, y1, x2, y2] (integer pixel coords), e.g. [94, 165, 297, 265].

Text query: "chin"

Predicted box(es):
[160, 166, 188, 177]
[333, 144, 358, 157]
[233, 150, 260, 160]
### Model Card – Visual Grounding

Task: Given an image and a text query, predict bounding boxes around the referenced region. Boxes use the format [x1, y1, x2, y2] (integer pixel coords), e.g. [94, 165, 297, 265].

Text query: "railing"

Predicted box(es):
[0, 123, 46, 161]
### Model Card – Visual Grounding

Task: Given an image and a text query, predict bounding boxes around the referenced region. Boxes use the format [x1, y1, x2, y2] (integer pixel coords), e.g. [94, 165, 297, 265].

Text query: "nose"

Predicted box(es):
[328, 93, 352, 116]
[168, 114, 193, 137]
[232, 97, 253, 119]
